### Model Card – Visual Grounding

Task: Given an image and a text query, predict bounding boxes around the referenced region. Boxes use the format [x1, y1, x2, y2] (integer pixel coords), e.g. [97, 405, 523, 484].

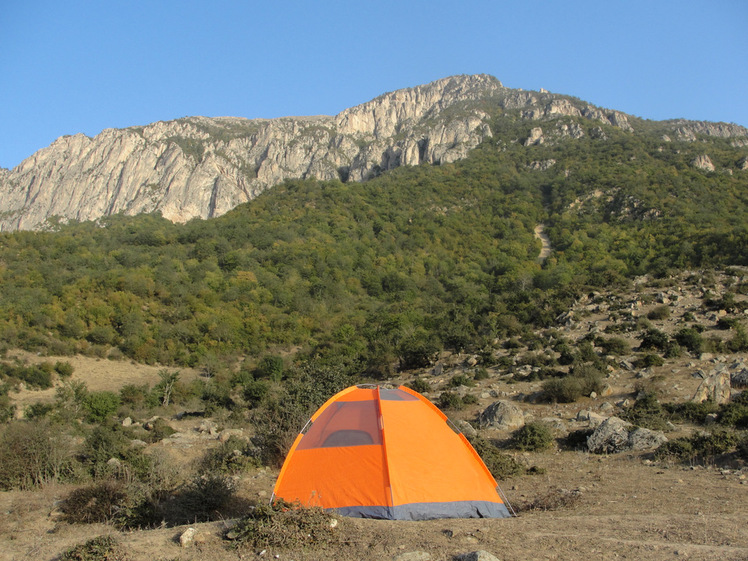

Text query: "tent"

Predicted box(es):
[272, 384, 512, 520]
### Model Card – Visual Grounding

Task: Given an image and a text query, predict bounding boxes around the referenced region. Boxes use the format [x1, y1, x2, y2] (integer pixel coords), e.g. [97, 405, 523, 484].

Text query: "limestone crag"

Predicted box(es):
[2, 73, 747, 231]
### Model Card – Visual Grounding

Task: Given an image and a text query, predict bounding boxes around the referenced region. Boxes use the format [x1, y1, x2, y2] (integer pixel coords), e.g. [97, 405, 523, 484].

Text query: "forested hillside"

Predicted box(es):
[0, 111, 746, 379]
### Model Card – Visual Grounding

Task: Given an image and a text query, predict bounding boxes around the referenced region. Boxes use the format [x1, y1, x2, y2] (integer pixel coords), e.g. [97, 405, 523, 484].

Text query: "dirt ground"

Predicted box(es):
[2, 362, 747, 561]
[0, 448, 746, 561]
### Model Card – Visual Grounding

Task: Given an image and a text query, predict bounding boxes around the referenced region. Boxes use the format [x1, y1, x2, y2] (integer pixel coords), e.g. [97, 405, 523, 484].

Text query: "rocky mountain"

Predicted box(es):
[1, 74, 747, 231]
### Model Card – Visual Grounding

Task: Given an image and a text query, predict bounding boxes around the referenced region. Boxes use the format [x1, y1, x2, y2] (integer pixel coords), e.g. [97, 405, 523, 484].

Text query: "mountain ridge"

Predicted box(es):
[1, 74, 746, 231]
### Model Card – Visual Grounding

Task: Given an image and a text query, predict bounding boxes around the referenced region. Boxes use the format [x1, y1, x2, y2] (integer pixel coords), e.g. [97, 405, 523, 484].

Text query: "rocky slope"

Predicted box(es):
[1, 74, 747, 231]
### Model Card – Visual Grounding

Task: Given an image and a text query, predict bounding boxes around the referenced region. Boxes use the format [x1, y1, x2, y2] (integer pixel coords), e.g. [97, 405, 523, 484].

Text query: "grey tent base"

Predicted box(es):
[331, 500, 511, 520]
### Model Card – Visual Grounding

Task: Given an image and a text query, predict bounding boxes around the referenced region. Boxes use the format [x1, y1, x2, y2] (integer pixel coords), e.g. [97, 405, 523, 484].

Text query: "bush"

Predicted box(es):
[516, 487, 581, 512]
[620, 392, 670, 430]
[437, 391, 464, 410]
[634, 353, 664, 368]
[243, 379, 271, 408]
[54, 361, 74, 378]
[448, 374, 474, 388]
[467, 435, 526, 480]
[675, 327, 704, 355]
[24, 402, 55, 419]
[61, 481, 128, 524]
[226, 499, 339, 550]
[144, 418, 176, 443]
[59, 535, 130, 561]
[406, 377, 430, 393]
[541, 365, 603, 403]
[665, 401, 718, 425]
[654, 430, 738, 464]
[200, 436, 259, 474]
[119, 384, 149, 407]
[647, 305, 671, 320]
[0, 420, 77, 489]
[599, 337, 630, 356]
[638, 328, 669, 351]
[82, 425, 152, 481]
[84, 391, 121, 423]
[510, 422, 554, 451]
[169, 474, 240, 523]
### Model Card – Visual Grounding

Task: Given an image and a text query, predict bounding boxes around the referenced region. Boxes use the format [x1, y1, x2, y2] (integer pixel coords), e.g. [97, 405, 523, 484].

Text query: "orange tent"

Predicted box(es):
[272, 385, 512, 520]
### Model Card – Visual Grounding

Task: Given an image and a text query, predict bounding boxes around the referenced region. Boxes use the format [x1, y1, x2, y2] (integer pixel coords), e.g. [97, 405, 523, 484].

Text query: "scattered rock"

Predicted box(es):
[394, 551, 432, 561]
[457, 551, 501, 561]
[218, 428, 245, 443]
[121, 417, 132, 427]
[198, 420, 218, 435]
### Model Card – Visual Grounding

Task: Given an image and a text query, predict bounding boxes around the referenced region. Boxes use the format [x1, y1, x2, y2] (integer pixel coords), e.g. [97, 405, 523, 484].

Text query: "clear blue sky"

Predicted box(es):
[1, 0, 746, 170]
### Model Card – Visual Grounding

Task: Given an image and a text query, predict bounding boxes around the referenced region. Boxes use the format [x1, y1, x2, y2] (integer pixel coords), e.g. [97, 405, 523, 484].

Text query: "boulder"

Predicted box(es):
[454, 419, 478, 438]
[587, 416, 667, 453]
[478, 400, 525, 430]
[627, 427, 668, 451]
[692, 371, 731, 404]
[586, 417, 632, 454]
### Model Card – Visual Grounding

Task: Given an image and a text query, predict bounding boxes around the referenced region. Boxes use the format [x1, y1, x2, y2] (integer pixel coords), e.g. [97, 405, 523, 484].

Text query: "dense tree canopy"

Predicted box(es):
[0, 113, 746, 373]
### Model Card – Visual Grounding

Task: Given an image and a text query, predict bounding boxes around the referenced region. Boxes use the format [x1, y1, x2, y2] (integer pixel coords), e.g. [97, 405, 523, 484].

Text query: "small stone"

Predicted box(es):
[179, 527, 197, 548]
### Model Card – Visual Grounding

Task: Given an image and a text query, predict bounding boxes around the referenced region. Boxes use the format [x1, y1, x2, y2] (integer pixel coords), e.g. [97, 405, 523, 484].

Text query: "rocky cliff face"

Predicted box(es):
[2, 74, 747, 231]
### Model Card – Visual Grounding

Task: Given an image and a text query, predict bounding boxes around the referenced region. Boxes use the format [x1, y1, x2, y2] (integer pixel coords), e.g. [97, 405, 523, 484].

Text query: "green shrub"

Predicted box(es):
[144, 418, 176, 443]
[82, 425, 152, 481]
[406, 377, 430, 393]
[647, 305, 671, 320]
[24, 402, 55, 419]
[620, 392, 669, 430]
[510, 422, 554, 451]
[119, 384, 149, 407]
[738, 434, 748, 461]
[243, 379, 271, 407]
[675, 327, 704, 355]
[437, 391, 464, 410]
[466, 435, 526, 480]
[654, 430, 738, 464]
[54, 361, 74, 378]
[599, 336, 630, 356]
[634, 353, 664, 368]
[718, 399, 748, 429]
[254, 355, 285, 381]
[665, 400, 718, 424]
[638, 328, 670, 351]
[541, 365, 603, 403]
[474, 367, 490, 381]
[59, 535, 130, 561]
[84, 391, 121, 423]
[200, 436, 259, 474]
[448, 374, 474, 388]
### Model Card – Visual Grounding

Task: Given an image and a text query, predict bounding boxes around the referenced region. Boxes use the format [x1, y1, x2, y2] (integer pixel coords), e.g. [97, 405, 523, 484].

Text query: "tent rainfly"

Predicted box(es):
[272, 384, 512, 520]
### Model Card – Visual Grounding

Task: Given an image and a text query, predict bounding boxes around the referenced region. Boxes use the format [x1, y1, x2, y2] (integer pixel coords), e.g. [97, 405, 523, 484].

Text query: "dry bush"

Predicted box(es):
[226, 499, 340, 550]
[61, 482, 128, 524]
[516, 487, 582, 512]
